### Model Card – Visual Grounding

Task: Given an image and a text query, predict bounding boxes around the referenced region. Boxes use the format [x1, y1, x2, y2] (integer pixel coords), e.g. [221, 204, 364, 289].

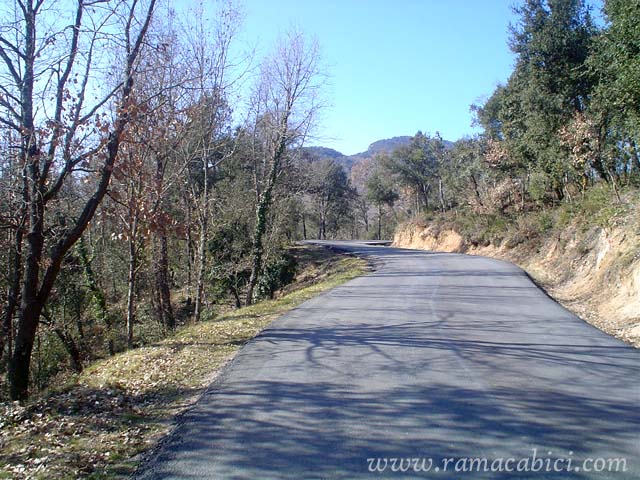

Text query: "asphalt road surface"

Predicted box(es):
[135, 241, 639, 479]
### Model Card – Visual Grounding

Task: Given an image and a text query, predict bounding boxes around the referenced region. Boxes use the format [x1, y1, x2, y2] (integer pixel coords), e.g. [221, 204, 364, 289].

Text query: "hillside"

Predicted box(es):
[356, 136, 413, 156]
[304, 135, 416, 171]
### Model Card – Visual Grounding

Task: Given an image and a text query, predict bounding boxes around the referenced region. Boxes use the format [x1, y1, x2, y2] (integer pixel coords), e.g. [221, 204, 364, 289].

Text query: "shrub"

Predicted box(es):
[255, 253, 297, 300]
[537, 211, 554, 233]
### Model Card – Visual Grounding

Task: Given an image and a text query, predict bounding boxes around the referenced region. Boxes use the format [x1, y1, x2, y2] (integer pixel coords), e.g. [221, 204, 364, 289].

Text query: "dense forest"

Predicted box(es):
[1, 0, 639, 401]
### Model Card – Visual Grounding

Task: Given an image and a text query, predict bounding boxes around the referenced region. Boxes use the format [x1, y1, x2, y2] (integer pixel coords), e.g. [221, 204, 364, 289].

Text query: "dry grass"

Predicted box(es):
[0, 245, 367, 479]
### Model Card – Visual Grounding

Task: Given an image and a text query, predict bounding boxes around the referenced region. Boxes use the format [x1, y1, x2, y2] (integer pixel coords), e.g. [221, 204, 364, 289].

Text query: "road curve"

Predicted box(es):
[134, 242, 639, 479]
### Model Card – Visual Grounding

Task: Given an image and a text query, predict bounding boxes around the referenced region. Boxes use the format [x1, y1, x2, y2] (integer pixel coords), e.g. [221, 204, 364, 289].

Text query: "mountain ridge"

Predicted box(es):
[304, 135, 453, 171]
[303, 135, 414, 171]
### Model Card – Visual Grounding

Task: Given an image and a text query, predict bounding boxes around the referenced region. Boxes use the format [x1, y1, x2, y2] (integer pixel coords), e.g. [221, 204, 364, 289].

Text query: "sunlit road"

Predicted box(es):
[135, 241, 639, 479]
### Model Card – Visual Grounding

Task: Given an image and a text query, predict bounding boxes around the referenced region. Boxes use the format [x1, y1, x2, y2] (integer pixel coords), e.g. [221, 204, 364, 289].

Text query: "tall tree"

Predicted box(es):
[385, 132, 446, 213]
[244, 30, 324, 305]
[597, 0, 640, 128]
[0, 0, 157, 401]
[586, 0, 640, 182]
[366, 166, 399, 240]
[477, 0, 597, 199]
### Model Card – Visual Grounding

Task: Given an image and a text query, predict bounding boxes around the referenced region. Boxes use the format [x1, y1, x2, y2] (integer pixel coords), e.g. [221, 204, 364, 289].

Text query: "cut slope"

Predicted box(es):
[393, 193, 640, 347]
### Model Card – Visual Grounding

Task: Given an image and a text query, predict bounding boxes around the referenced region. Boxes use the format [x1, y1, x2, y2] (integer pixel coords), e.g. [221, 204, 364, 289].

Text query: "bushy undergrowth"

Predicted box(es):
[423, 184, 636, 251]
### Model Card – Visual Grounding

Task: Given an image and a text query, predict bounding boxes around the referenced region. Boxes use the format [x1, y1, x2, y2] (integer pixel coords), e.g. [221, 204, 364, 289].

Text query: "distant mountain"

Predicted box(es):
[361, 136, 413, 156]
[301, 146, 356, 171]
[303, 146, 346, 159]
[353, 135, 453, 158]
[303, 135, 453, 172]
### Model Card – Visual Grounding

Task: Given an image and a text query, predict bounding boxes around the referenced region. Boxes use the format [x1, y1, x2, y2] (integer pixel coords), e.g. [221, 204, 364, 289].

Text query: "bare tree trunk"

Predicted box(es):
[318, 197, 327, 240]
[154, 233, 175, 330]
[35, 307, 83, 374]
[421, 184, 430, 211]
[364, 207, 369, 233]
[9, 248, 40, 401]
[40, 305, 83, 375]
[438, 177, 445, 212]
[377, 204, 382, 240]
[319, 213, 326, 240]
[152, 137, 175, 329]
[606, 167, 622, 203]
[194, 158, 208, 322]
[349, 212, 355, 240]
[186, 199, 193, 300]
[7, 0, 157, 401]
[53, 327, 83, 373]
[194, 219, 207, 322]
[125, 224, 138, 348]
[245, 185, 273, 305]
[470, 174, 483, 208]
[302, 212, 307, 240]
[630, 140, 640, 173]
[8, 0, 41, 401]
[231, 287, 242, 309]
[1, 228, 22, 369]
[124, 172, 142, 346]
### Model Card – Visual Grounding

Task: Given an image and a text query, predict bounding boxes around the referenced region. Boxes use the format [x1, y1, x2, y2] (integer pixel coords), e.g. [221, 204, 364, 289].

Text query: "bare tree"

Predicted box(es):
[245, 29, 324, 305]
[179, 3, 242, 322]
[0, 0, 157, 401]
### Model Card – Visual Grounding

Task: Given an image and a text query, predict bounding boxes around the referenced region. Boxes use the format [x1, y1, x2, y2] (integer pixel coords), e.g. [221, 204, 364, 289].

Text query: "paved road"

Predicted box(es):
[135, 242, 639, 479]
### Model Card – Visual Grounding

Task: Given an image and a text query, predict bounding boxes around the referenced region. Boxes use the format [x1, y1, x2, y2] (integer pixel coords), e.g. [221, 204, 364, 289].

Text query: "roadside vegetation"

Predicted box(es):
[415, 184, 637, 250]
[0, 245, 367, 479]
[0, 0, 392, 406]
[367, 0, 640, 234]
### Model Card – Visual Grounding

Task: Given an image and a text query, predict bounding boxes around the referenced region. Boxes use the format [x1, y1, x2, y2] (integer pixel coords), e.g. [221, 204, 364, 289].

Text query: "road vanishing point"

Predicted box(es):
[135, 241, 639, 479]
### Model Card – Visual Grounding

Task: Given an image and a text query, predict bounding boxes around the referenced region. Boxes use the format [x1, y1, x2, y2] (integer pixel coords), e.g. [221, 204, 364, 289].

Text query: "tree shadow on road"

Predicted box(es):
[136, 315, 639, 479]
[137, 376, 638, 479]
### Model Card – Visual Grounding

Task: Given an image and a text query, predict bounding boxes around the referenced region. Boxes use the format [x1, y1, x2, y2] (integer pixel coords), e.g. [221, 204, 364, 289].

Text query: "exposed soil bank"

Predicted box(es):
[394, 220, 640, 347]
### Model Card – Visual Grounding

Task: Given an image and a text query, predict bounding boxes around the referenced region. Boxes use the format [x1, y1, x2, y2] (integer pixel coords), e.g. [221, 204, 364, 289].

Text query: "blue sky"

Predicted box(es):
[237, 0, 519, 155]
[235, 0, 607, 155]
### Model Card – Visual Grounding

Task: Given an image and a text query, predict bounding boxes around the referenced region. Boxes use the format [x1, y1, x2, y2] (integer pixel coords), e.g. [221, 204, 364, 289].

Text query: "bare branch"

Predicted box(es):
[0, 115, 21, 131]
[0, 35, 24, 59]
[0, 84, 21, 105]
[0, 44, 22, 84]
[77, 81, 123, 125]
[38, 0, 157, 305]
[40, 0, 85, 187]
[15, 0, 27, 20]
[0, 95, 20, 120]
[43, 142, 104, 202]
[33, 0, 46, 14]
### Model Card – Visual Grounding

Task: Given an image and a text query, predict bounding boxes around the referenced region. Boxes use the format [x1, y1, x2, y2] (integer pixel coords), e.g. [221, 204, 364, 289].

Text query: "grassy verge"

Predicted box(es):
[0, 244, 367, 480]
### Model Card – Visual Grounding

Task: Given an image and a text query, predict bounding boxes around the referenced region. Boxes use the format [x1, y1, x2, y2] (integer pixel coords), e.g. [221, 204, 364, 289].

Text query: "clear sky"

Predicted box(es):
[237, 0, 519, 155]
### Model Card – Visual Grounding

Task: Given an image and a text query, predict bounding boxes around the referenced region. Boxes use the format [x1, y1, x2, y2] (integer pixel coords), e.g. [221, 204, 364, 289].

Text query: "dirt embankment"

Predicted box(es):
[394, 221, 640, 347]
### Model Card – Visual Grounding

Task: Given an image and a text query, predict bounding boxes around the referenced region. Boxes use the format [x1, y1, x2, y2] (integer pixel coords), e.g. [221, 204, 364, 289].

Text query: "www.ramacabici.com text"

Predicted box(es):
[366, 449, 627, 474]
